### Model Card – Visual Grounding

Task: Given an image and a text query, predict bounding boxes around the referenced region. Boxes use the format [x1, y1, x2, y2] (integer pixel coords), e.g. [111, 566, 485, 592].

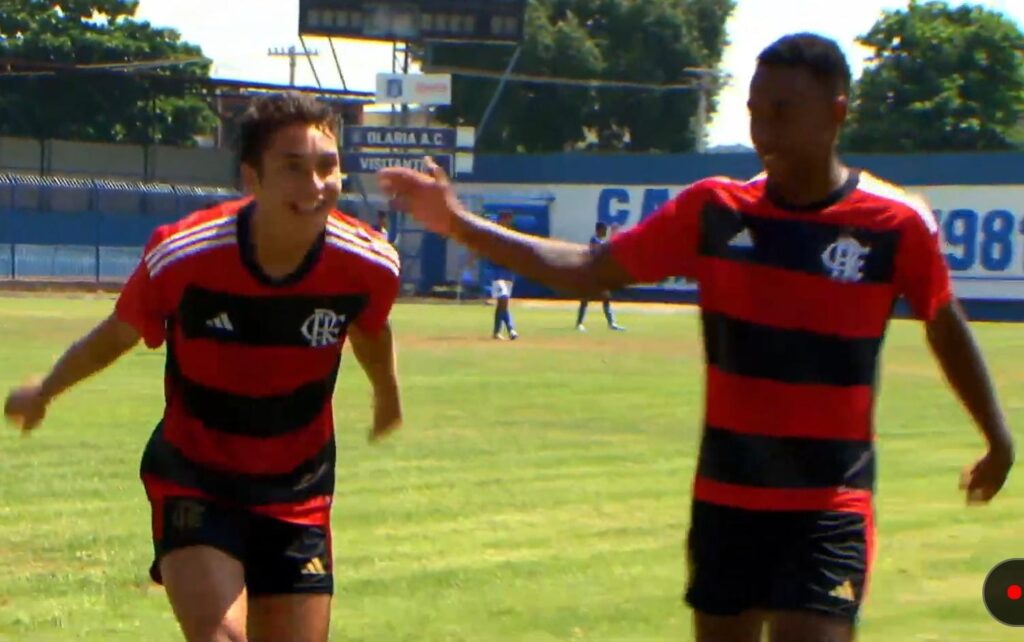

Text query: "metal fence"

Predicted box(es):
[0, 173, 229, 284]
[0, 243, 141, 282]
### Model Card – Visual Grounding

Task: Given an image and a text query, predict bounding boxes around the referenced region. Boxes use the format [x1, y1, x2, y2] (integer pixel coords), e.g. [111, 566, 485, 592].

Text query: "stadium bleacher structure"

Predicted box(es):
[0, 173, 240, 282]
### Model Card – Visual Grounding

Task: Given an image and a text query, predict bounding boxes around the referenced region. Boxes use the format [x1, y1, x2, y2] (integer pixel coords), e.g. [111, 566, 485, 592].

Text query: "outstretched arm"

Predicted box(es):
[925, 301, 1014, 502]
[4, 313, 141, 432]
[380, 159, 632, 298]
[450, 213, 632, 298]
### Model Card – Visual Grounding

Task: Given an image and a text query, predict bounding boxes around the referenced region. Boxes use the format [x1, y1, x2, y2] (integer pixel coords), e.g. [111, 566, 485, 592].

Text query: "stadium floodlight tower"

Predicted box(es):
[299, 0, 527, 44]
[296, 1, 527, 277]
[298, 0, 527, 122]
[296, 0, 526, 200]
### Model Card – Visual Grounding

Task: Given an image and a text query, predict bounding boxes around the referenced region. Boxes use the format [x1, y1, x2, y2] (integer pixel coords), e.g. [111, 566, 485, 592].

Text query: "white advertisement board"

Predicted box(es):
[375, 73, 452, 106]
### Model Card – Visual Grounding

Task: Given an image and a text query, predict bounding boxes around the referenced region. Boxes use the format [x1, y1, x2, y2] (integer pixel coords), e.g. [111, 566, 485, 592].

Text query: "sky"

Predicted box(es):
[134, 0, 1024, 148]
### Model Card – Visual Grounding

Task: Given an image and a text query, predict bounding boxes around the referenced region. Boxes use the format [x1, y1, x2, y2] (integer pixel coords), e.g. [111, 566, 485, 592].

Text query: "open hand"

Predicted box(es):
[378, 157, 463, 237]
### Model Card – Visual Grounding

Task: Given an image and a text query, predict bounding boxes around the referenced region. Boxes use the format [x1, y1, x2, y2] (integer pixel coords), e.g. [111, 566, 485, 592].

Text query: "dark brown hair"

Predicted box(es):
[237, 91, 337, 171]
[757, 32, 852, 96]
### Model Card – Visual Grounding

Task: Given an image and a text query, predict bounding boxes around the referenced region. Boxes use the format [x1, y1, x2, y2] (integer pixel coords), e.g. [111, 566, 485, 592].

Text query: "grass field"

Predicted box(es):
[0, 295, 1022, 641]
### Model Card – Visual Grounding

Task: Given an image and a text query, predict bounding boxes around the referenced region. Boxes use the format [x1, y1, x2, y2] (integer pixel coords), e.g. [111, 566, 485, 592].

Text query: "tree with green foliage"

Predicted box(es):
[0, 0, 217, 145]
[844, 0, 1024, 152]
[423, 0, 735, 153]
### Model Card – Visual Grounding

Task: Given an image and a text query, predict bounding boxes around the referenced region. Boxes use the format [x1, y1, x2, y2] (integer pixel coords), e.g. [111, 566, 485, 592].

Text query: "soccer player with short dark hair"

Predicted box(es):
[379, 32, 1014, 642]
[5, 91, 403, 642]
[576, 221, 625, 332]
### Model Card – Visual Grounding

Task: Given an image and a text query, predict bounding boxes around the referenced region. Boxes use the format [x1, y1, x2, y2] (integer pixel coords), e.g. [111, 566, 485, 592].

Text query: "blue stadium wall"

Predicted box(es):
[3, 151, 1024, 320]
[456, 151, 1024, 322]
[0, 180, 218, 281]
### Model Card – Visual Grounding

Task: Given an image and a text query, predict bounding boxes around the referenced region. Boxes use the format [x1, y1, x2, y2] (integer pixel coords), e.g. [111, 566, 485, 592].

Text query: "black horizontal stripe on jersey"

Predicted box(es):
[168, 356, 340, 438]
[698, 203, 900, 284]
[702, 311, 882, 387]
[140, 422, 335, 505]
[697, 425, 875, 490]
[178, 285, 368, 347]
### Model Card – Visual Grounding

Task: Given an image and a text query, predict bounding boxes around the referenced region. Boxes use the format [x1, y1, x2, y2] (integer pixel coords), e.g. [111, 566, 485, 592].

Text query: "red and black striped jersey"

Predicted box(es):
[609, 170, 953, 517]
[115, 198, 400, 527]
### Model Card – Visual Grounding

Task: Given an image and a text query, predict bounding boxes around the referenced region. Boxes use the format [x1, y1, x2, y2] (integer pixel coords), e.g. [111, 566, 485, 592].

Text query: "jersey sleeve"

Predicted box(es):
[114, 231, 173, 349]
[354, 268, 397, 335]
[893, 207, 953, 321]
[355, 259, 401, 334]
[608, 184, 707, 283]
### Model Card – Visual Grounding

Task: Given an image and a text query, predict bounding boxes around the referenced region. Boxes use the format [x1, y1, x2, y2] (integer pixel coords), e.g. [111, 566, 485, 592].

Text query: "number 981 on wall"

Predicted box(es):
[933, 209, 1023, 276]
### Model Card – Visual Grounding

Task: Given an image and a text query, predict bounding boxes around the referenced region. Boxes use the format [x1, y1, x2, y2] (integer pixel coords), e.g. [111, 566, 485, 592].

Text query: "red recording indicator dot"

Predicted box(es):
[1008, 584, 1023, 601]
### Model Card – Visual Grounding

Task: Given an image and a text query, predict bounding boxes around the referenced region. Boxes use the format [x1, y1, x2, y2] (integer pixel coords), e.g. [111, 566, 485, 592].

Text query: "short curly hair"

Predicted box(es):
[237, 91, 337, 171]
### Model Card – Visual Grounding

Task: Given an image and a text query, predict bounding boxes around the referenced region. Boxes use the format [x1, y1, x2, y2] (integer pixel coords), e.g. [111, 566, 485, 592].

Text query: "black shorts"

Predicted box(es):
[150, 496, 333, 596]
[684, 500, 873, 621]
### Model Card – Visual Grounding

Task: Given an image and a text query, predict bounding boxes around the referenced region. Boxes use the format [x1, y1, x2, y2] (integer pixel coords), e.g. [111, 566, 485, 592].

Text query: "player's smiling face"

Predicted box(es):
[748, 63, 846, 181]
[248, 122, 341, 222]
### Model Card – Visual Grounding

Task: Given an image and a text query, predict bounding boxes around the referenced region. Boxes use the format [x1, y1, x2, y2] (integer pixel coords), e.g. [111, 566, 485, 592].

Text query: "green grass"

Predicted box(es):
[0, 295, 1022, 641]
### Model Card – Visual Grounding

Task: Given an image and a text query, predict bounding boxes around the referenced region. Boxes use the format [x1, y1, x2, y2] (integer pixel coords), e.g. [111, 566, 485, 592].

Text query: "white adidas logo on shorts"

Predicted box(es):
[206, 312, 234, 331]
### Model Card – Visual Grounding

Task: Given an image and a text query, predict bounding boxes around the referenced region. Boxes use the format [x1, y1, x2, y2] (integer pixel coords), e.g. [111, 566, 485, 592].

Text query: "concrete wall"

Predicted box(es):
[0, 138, 42, 172]
[47, 140, 145, 178]
[150, 145, 237, 186]
[0, 137, 237, 187]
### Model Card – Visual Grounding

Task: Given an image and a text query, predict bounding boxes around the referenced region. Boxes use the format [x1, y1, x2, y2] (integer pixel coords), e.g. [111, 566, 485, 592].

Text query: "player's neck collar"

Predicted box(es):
[766, 168, 861, 212]
[236, 201, 326, 287]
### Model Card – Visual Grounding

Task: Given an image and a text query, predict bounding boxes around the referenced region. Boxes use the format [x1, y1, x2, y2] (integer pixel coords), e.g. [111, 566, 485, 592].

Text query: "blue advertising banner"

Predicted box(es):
[343, 126, 457, 150]
[342, 152, 453, 174]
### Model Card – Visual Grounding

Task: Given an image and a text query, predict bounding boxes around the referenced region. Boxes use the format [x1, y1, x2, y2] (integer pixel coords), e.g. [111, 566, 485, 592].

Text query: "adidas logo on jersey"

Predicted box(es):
[727, 228, 754, 249]
[206, 313, 234, 331]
